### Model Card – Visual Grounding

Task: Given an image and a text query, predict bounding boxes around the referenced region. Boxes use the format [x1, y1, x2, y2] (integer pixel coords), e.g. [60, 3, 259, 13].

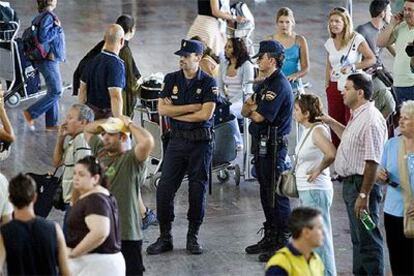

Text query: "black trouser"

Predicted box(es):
[157, 137, 213, 225]
[254, 142, 290, 232]
[384, 212, 414, 276]
[121, 240, 144, 276]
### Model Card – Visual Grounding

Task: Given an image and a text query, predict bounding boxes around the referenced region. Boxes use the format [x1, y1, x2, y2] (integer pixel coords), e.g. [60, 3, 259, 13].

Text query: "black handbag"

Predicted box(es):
[27, 167, 63, 217]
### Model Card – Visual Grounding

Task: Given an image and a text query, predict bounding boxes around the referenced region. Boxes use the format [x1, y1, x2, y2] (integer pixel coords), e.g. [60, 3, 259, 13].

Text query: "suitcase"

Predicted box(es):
[26, 169, 61, 218]
[15, 38, 41, 96]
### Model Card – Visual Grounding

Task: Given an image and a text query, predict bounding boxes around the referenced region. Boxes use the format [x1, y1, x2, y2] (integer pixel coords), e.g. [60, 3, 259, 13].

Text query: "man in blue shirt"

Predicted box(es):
[242, 40, 294, 262]
[147, 39, 218, 255]
[79, 24, 125, 119]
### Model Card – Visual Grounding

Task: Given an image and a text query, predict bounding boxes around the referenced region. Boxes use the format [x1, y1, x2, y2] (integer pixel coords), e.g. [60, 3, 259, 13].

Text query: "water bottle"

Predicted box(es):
[360, 210, 376, 231]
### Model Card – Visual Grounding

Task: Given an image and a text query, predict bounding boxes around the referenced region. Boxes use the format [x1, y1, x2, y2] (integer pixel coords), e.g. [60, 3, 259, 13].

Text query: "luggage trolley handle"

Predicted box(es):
[0, 21, 20, 42]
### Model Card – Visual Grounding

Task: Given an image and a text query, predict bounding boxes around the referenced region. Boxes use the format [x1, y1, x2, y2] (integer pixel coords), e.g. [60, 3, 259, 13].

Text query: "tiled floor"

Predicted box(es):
[2, 0, 391, 275]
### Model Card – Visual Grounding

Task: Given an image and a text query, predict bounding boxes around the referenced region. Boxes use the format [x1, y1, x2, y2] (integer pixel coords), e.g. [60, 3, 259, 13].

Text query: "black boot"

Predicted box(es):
[245, 225, 276, 254]
[186, 223, 203, 255]
[258, 230, 290, 262]
[146, 223, 173, 255]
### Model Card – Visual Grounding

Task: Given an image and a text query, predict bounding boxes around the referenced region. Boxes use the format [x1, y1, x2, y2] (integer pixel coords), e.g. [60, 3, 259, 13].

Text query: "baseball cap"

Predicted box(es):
[252, 40, 285, 58]
[99, 117, 129, 135]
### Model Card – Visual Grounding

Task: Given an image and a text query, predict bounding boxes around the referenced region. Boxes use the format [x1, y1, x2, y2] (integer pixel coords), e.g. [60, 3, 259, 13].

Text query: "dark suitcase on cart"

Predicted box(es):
[15, 38, 41, 95]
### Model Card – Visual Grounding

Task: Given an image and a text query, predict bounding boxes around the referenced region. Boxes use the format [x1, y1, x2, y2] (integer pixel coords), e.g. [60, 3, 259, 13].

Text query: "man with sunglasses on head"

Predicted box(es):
[146, 39, 218, 256]
[242, 40, 294, 262]
[378, 0, 414, 106]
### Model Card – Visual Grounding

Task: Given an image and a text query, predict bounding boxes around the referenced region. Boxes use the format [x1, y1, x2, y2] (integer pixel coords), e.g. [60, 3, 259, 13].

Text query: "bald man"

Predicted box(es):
[79, 24, 125, 119]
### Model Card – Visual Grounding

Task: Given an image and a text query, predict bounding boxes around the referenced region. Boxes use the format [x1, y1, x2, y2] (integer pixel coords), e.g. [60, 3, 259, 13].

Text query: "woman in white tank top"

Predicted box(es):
[293, 94, 337, 276]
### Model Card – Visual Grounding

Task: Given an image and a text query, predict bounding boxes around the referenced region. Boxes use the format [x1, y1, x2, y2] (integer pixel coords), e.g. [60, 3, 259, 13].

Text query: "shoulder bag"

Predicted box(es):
[398, 139, 414, 238]
[276, 124, 318, 198]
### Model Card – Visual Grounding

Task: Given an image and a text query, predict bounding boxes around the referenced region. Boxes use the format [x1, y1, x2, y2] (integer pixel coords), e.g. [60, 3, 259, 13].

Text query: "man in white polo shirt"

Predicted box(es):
[319, 73, 387, 276]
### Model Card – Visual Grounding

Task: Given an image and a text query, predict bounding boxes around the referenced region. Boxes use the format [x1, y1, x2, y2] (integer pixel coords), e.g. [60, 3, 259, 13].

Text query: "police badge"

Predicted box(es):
[172, 86, 178, 94]
[264, 91, 277, 101]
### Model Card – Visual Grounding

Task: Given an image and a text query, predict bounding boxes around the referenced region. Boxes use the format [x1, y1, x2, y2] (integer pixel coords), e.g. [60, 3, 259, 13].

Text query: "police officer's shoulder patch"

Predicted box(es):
[211, 86, 219, 95]
[265, 91, 277, 101]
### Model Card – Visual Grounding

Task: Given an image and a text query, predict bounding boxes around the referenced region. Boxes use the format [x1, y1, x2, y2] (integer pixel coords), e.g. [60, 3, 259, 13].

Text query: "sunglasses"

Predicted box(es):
[333, 7, 347, 13]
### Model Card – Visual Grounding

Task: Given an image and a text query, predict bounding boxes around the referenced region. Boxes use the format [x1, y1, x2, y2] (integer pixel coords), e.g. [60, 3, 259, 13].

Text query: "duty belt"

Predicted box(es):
[171, 128, 212, 141]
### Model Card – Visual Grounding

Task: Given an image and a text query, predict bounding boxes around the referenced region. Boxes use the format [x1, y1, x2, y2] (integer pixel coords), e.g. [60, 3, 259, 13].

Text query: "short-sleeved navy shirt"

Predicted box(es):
[81, 50, 125, 109]
[249, 69, 293, 138]
[160, 69, 218, 130]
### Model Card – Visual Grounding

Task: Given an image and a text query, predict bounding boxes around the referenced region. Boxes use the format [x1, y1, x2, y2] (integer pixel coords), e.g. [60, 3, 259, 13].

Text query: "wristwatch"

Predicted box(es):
[359, 192, 367, 199]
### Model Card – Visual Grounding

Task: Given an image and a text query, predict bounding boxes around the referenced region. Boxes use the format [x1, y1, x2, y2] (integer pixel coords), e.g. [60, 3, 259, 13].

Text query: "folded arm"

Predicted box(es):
[173, 102, 216, 122]
[158, 97, 202, 117]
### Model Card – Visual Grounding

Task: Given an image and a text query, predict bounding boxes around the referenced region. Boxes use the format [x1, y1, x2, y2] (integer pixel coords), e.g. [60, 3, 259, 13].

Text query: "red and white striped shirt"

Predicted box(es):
[334, 101, 387, 177]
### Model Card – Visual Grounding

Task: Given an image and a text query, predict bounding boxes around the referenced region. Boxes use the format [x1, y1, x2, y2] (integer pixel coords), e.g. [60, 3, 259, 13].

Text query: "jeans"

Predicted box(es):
[121, 240, 144, 276]
[298, 189, 336, 276]
[27, 60, 62, 127]
[342, 176, 384, 276]
[394, 86, 414, 107]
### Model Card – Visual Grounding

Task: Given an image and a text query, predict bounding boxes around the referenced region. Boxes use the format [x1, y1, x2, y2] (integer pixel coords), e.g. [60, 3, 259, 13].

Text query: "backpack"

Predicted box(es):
[22, 11, 55, 61]
[230, 1, 255, 32]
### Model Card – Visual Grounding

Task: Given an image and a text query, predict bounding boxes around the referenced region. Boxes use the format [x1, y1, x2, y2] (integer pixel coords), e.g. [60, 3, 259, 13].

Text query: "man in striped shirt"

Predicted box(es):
[319, 73, 387, 276]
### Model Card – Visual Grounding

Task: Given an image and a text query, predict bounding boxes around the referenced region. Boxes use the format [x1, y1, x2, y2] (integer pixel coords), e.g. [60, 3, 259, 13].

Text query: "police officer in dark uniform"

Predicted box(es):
[241, 40, 294, 262]
[146, 39, 218, 255]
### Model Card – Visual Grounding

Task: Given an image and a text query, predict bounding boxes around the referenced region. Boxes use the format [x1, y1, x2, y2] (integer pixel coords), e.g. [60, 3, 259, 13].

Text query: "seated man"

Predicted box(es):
[265, 207, 325, 276]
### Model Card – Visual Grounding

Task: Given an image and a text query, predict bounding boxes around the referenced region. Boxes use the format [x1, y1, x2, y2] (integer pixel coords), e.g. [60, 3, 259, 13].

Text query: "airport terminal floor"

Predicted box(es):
[2, 0, 393, 275]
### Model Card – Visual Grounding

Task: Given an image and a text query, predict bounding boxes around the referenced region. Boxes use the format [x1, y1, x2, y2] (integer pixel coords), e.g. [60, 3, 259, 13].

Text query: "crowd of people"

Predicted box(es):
[0, 0, 414, 275]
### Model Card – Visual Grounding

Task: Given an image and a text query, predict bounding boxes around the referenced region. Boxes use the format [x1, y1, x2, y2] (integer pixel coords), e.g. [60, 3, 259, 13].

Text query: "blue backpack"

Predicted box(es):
[22, 11, 55, 61]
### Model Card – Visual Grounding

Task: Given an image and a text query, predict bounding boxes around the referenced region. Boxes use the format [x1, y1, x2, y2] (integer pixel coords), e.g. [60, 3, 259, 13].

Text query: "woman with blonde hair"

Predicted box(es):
[325, 7, 375, 147]
[268, 7, 309, 95]
[377, 100, 414, 276]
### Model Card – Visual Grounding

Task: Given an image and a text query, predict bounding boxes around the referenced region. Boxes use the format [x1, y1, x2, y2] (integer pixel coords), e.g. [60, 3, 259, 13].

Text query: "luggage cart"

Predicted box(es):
[137, 103, 241, 191]
[0, 20, 70, 108]
[134, 76, 241, 191]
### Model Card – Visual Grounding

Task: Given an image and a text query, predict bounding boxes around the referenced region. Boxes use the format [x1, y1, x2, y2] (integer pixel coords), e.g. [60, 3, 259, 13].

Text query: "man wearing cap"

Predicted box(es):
[242, 40, 294, 262]
[84, 116, 154, 276]
[79, 24, 125, 119]
[146, 39, 218, 255]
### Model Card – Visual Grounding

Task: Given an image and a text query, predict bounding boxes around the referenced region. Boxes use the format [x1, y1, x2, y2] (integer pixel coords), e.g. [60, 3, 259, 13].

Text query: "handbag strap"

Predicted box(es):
[342, 34, 357, 62]
[398, 139, 413, 208]
[292, 123, 320, 171]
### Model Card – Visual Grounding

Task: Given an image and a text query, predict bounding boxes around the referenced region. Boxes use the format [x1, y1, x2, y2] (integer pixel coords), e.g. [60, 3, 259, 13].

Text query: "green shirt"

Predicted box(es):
[90, 135, 145, 241]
